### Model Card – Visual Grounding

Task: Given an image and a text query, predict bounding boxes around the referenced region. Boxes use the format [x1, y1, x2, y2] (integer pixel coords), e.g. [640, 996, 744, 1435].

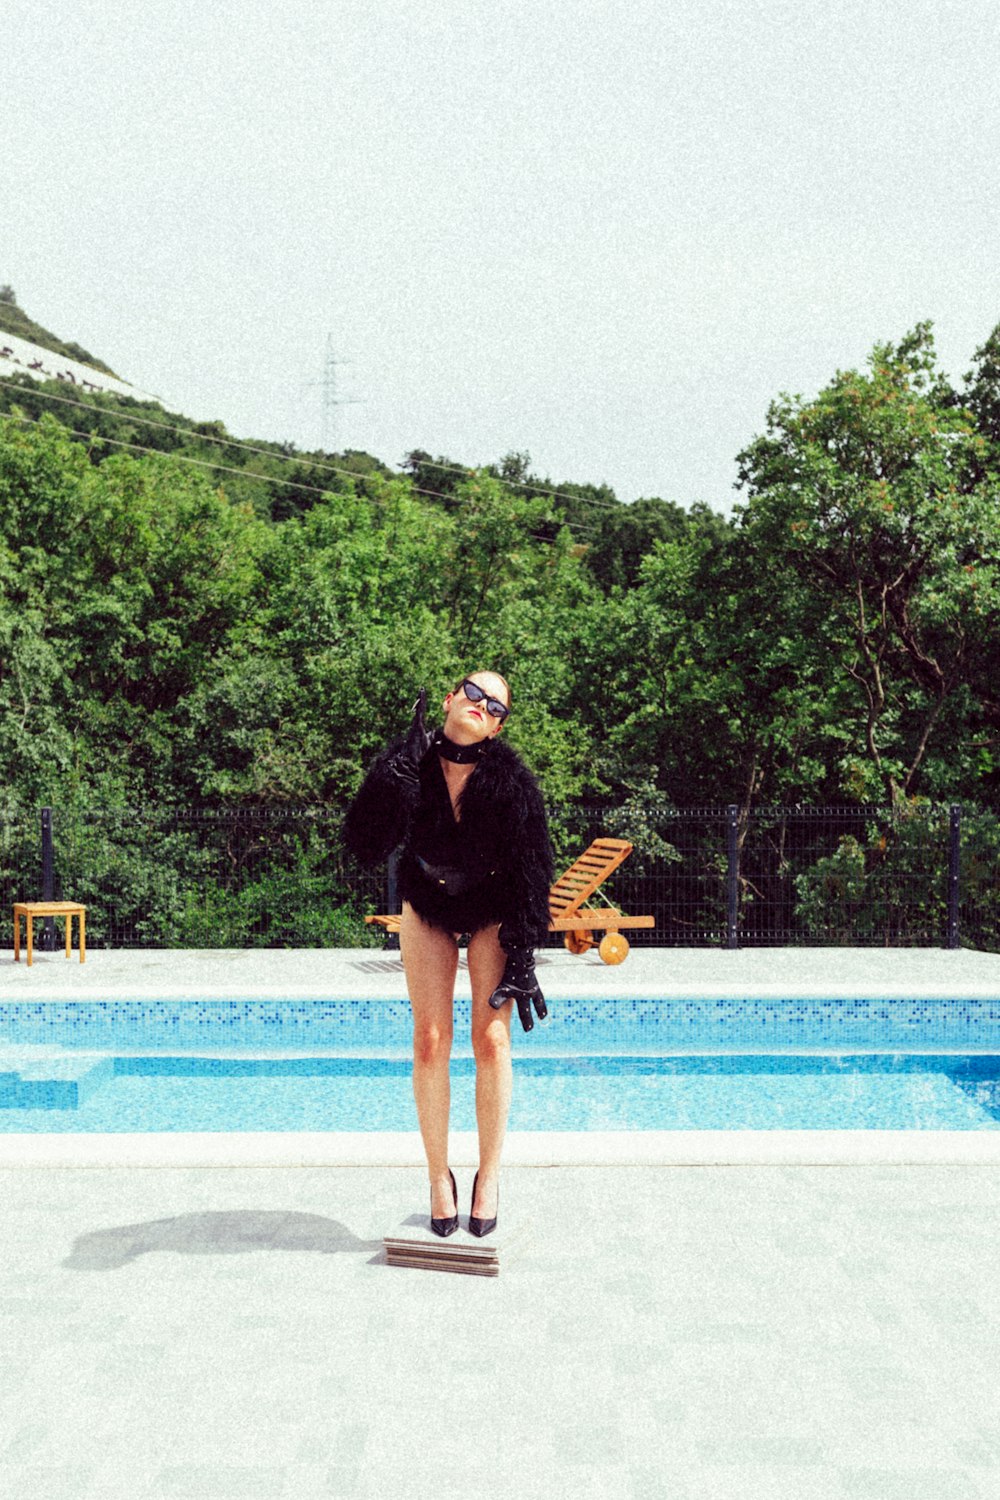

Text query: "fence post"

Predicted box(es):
[386, 849, 400, 950]
[947, 804, 961, 950]
[726, 804, 739, 950]
[41, 806, 55, 951]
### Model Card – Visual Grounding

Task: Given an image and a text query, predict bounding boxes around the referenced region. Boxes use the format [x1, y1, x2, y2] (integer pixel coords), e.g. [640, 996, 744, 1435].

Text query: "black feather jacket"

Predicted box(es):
[343, 734, 554, 949]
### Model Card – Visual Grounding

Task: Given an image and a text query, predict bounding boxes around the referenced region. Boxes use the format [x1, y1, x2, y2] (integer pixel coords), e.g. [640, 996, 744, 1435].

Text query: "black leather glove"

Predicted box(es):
[387, 689, 433, 786]
[488, 944, 548, 1032]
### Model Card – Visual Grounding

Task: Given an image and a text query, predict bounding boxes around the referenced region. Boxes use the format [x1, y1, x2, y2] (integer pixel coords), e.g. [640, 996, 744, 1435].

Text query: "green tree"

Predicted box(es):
[0, 409, 267, 804]
[735, 323, 1000, 804]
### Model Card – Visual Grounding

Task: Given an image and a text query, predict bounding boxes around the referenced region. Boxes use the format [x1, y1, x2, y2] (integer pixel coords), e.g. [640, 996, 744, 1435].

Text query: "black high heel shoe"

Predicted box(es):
[430, 1168, 459, 1237]
[468, 1169, 498, 1237]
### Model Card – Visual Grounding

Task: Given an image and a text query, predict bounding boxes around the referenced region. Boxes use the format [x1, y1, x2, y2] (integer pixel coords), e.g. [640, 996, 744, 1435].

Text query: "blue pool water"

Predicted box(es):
[4, 996, 1000, 1132]
[3, 1052, 1000, 1132]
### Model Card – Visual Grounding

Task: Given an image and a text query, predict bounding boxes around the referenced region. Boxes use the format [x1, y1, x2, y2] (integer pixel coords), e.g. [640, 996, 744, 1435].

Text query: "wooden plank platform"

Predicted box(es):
[383, 1216, 530, 1275]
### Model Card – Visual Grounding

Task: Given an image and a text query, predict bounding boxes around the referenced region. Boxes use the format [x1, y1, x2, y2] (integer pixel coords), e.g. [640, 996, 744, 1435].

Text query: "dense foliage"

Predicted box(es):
[1, 317, 998, 944]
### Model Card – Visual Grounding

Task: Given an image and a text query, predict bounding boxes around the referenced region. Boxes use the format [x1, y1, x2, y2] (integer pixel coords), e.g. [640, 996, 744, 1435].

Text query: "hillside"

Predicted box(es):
[0, 287, 120, 378]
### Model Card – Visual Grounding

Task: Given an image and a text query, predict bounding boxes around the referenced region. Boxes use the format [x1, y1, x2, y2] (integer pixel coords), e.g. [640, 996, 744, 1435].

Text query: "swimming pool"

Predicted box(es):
[5, 948, 1000, 1142]
[5, 985, 1000, 1132]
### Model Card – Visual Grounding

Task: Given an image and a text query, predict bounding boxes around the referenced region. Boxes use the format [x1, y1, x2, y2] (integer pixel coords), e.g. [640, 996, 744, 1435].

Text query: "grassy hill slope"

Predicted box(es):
[0, 289, 120, 378]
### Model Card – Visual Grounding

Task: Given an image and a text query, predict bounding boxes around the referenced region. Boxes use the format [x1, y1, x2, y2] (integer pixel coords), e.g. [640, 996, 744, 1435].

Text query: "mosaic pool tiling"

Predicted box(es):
[3, 996, 1000, 1052]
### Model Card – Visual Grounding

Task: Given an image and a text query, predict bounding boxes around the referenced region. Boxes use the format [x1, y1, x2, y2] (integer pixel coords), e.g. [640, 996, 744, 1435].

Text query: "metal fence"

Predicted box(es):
[545, 802, 999, 952]
[2, 802, 997, 952]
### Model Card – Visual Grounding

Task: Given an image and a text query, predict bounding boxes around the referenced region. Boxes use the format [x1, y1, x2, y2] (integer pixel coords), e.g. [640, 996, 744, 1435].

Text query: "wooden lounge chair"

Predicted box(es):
[545, 836, 654, 963]
[364, 836, 654, 965]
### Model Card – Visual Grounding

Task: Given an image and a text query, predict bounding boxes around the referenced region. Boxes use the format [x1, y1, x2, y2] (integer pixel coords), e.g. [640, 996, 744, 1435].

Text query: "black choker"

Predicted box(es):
[435, 730, 484, 764]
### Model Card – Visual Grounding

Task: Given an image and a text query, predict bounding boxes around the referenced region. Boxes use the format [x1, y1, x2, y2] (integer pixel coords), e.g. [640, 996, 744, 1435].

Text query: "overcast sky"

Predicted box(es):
[4, 0, 999, 511]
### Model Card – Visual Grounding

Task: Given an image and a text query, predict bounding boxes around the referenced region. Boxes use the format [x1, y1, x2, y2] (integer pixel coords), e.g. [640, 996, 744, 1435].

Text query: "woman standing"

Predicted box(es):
[344, 671, 552, 1237]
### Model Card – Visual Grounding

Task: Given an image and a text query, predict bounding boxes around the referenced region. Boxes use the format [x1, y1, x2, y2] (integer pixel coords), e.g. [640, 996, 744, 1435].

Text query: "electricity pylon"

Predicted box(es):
[304, 335, 363, 452]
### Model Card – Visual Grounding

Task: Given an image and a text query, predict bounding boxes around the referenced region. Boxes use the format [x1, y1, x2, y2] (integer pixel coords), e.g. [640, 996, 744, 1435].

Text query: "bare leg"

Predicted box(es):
[467, 922, 511, 1219]
[399, 902, 459, 1218]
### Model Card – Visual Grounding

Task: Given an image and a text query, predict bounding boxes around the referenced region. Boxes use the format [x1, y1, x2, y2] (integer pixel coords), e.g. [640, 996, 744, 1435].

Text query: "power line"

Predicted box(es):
[404, 453, 624, 512]
[0, 376, 596, 536]
[0, 376, 368, 484]
[0, 373, 617, 518]
[0, 410, 344, 500]
[0, 412, 593, 544]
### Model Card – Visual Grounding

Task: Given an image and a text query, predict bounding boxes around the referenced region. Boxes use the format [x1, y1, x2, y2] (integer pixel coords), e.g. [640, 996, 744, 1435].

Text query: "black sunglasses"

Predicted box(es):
[459, 678, 509, 722]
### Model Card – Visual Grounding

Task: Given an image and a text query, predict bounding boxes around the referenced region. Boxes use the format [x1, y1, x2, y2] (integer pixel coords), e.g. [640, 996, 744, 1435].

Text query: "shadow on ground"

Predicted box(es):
[62, 1210, 382, 1269]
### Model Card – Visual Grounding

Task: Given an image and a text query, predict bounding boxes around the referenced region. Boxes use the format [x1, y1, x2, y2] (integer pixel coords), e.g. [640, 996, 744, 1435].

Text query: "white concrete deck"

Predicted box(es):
[5, 943, 1000, 1002]
[4, 1162, 1000, 1498]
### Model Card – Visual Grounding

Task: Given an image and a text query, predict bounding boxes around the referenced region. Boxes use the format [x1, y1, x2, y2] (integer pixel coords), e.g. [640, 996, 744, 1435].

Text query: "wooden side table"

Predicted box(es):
[13, 902, 87, 966]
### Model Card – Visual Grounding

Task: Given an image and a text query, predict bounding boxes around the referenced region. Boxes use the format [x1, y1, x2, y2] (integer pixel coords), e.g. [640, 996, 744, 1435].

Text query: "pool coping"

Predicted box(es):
[5, 1127, 1000, 1167]
[6, 944, 1000, 1003]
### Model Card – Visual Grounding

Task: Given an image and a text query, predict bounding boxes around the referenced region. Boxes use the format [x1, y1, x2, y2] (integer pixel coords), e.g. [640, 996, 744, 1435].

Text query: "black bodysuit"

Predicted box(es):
[343, 732, 553, 948]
